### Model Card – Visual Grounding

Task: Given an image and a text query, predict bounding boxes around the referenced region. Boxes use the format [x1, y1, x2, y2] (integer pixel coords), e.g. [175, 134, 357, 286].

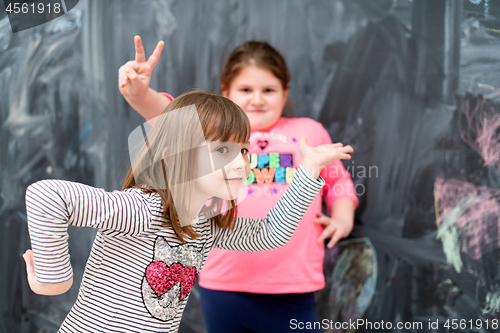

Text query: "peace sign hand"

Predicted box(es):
[118, 35, 164, 100]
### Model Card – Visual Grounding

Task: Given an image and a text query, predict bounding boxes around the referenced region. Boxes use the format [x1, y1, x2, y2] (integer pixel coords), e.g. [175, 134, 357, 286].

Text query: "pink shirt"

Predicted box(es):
[199, 117, 359, 293]
[160, 92, 175, 102]
[146, 92, 175, 126]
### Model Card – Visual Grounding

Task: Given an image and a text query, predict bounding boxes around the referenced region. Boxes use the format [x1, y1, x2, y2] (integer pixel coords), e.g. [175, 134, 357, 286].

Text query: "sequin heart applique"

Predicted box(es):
[145, 262, 198, 300]
[142, 237, 204, 322]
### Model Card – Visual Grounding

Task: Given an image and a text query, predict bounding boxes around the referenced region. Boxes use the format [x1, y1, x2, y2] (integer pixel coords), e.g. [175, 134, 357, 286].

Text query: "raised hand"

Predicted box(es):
[298, 135, 353, 179]
[118, 35, 165, 100]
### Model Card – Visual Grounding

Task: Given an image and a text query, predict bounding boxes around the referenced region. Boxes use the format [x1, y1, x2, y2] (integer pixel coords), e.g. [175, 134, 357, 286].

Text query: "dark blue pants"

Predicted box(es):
[199, 286, 322, 333]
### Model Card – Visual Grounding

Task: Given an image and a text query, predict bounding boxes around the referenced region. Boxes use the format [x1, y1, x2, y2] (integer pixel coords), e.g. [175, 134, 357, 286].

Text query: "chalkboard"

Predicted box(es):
[1, 0, 500, 332]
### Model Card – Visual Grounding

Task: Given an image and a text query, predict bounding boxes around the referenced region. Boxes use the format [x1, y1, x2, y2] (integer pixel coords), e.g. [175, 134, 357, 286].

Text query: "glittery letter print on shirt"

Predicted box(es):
[141, 237, 204, 321]
[246, 152, 296, 185]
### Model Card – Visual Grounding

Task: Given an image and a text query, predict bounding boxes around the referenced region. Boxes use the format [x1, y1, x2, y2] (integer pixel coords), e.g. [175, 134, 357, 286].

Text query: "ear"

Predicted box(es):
[155, 236, 169, 249]
[282, 86, 290, 108]
[221, 88, 229, 98]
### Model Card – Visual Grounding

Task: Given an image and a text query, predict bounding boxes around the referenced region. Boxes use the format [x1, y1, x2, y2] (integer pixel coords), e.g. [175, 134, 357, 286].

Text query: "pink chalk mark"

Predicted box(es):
[459, 95, 500, 167]
[434, 177, 500, 260]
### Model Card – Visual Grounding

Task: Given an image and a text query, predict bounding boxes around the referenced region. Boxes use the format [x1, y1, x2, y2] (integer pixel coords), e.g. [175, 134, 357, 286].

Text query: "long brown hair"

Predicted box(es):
[122, 91, 251, 242]
[220, 41, 293, 117]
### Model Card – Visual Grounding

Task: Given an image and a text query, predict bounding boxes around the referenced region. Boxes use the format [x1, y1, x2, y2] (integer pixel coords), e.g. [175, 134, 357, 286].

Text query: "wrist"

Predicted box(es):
[336, 219, 353, 236]
[123, 95, 146, 112]
[300, 159, 322, 180]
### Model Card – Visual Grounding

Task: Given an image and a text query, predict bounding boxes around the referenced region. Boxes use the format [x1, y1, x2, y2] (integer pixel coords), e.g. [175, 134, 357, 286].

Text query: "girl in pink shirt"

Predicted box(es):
[119, 36, 358, 332]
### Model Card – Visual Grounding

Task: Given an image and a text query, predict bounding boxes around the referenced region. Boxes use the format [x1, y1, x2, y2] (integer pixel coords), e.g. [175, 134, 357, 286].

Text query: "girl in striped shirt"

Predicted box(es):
[23, 91, 352, 332]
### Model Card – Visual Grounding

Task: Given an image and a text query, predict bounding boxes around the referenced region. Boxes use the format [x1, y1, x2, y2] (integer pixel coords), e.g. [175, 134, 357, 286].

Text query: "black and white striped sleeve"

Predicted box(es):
[210, 166, 325, 251]
[25, 179, 152, 283]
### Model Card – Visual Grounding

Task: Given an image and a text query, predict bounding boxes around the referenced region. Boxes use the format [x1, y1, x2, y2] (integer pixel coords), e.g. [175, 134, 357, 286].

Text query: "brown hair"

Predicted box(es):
[121, 91, 251, 242]
[220, 41, 293, 117]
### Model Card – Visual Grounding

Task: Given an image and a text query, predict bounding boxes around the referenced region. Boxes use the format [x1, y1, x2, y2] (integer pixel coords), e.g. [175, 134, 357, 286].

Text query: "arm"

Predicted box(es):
[210, 135, 352, 251]
[316, 160, 358, 248]
[210, 166, 325, 251]
[24, 180, 153, 294]
[23, 249, 73, 295]
[123, 87, 171, 121]
[118, 35, 170, 121]
[315, 198, 356, 248]
[314, 123, 358, 248]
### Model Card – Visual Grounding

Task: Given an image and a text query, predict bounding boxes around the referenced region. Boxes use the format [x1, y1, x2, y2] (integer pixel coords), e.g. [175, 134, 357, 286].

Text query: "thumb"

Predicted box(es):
[299, 135, 307, 149]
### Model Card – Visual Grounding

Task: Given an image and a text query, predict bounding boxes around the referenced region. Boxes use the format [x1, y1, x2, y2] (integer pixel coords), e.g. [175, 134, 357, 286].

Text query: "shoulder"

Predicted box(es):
[123, 188, 162, 204]
[282, 117, 326, 131]
[26, 179, 91, 195]
[282, 117, 330, 144]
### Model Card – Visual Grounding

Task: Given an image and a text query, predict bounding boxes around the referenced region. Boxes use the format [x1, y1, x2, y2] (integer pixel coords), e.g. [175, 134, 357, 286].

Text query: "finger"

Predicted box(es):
[339, 145, 353, 153]
[118, 62, 136, 86]
[118, 69, 129, 88]
[126, 67, 138, 80]
[327, 232, 343, 248]
[337, 146, 353, 160]
[340, 153, 352, 160]
[314, 215, 331, 225]
[134, 35, 146, 64]
[318, 143, 343, 149]
[299, 135, 307, 148]
[119, 77, 128, 88]
[147, 40, 165, 70]
[119, 69, 136, 88]
[325, 143, 343, 148]
[125, 61, 136, 67]
[317, 227, 335, 243]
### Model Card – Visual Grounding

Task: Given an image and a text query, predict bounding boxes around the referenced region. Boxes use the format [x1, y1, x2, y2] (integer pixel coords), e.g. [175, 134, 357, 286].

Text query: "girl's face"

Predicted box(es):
[194, 140, 250, 201]
[224, 65, 289, 131]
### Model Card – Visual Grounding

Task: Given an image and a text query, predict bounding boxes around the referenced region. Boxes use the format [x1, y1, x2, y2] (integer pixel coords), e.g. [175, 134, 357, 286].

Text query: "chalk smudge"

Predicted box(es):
[435, 177, 500, 265]
[459, 95, 500, 168]
[317, 238, 377, 332]
[482, 284, 500, 315]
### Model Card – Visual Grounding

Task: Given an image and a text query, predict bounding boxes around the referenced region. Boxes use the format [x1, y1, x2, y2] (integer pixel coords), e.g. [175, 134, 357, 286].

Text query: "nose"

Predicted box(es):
[250, 91, 264, 106]
[230, 152, 247, 171]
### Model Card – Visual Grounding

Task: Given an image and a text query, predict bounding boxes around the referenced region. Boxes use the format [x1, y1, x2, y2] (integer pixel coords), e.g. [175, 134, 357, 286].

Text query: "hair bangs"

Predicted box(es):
[201, 96, 250, 144]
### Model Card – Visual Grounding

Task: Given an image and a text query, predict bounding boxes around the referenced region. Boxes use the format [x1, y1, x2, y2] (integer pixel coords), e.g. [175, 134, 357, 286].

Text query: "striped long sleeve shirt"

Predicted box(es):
[25, 166, 324, 333]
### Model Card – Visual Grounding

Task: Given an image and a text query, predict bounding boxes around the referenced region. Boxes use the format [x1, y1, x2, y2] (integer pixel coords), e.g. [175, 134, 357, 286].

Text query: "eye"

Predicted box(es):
[216, 146, 230, 154]
[240, 88, 251, 93]
[264, 88, 275, 93]
[241, 148, 249, 155]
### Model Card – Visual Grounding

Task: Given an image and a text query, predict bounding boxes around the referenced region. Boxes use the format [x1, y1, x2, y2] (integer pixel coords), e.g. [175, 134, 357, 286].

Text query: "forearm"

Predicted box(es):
[213, 166, 325, 251]
[26, 181, 73, 283]
[124, 88, 171, 121]
[329, 198, 355, 234]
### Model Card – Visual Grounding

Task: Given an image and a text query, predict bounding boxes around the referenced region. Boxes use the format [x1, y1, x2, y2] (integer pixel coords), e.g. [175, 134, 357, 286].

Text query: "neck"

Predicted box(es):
[188, 191, 209, 221]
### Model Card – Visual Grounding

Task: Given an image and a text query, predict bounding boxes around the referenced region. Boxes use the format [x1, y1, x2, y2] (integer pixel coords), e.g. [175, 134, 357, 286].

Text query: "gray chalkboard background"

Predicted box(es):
[1, 0, 500, 332]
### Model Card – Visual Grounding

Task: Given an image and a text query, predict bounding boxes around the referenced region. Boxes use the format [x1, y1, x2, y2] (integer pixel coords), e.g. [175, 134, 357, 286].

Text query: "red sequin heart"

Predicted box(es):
[146, 262, 198, 300]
